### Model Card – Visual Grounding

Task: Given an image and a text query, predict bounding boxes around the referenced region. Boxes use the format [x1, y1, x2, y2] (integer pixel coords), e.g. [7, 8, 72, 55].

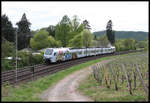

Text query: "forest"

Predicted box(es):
[93, 30, 148, 41]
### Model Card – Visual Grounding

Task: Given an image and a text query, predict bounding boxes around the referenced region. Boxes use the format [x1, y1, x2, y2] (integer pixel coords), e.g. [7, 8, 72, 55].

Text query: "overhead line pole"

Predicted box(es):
[15, 29, 18, 84]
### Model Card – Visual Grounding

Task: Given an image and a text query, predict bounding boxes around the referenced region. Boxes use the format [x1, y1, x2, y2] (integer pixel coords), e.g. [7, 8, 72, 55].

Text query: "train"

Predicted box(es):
[43, 46, 116, 64]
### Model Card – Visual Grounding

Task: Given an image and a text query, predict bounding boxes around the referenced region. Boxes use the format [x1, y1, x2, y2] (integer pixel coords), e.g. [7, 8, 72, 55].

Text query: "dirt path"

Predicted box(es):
[40, 59, 112, 101]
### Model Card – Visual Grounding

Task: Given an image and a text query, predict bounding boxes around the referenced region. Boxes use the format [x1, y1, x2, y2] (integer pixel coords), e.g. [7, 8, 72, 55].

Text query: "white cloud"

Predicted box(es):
[2, 1, 148, 32]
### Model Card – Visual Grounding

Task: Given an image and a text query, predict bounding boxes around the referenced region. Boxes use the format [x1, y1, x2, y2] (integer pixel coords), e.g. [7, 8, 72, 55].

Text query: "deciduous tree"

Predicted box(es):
[55, 15, 71, 47]
[82, 29, 93, 47]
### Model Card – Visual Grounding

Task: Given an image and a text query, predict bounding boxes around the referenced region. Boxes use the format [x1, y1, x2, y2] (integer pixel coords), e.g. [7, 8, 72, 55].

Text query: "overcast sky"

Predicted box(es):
[2, 1, 149, 32]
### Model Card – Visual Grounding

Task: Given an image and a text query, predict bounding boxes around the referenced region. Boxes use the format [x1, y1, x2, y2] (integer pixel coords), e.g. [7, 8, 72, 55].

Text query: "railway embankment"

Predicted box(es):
[2, 51, 145, 101]
[2, 55, 112, 101]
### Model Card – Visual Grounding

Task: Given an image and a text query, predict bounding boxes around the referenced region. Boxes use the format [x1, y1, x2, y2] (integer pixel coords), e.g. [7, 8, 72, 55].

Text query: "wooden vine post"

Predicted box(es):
[121, 64, 133, 95]
[109, 64, 118, 91]
[135, 63, 148, 97]
[104, 65, 110, 88]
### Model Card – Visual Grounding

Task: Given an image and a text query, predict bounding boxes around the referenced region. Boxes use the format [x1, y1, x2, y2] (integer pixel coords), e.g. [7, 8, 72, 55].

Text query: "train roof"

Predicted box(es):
[45, 46, 115, 51]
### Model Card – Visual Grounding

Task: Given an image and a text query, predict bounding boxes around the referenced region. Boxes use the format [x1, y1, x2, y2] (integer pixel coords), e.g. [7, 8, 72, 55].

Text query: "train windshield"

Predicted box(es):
[45, 49, 53, 55]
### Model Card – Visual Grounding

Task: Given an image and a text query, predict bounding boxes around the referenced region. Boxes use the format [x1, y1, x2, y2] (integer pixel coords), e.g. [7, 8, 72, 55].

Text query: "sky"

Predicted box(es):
[2, 1, 149, 32]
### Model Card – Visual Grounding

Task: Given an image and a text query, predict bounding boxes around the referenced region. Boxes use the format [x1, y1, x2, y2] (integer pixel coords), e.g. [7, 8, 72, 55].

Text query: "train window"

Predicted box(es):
[45, 49, 53, 55]
[54, 52, 56, 56]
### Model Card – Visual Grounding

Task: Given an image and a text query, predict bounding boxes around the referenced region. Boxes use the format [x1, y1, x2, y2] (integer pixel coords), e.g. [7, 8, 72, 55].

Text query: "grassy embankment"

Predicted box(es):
[78, 51, 148, 102]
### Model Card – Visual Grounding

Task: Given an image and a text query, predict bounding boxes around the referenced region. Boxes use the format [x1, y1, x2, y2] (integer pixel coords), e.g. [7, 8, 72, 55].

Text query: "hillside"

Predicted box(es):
[93, 30, 148, 41]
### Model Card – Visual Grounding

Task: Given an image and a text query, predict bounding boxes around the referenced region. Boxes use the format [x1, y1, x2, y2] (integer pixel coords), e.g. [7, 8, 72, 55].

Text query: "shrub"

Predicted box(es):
[1, 40, 15, 58]
[2, 59, 14, 71]
[18, 51, 32, 67]
[32, 54, 44, 65]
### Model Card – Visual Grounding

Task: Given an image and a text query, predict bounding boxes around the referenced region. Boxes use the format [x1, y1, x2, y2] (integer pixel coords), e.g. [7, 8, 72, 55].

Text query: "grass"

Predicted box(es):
[2, 55, 115, 101]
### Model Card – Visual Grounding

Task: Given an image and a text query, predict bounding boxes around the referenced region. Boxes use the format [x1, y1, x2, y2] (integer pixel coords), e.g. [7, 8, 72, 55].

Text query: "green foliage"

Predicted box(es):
[115, 38, 137, 52]
[68, 33, 83, 47]
[106, 20, 115, 45]
[136, 40, 147, 49]
[93, 30, 148, 41]
[18, 51, 32, 67]
[106, 30, 115, 45]
[30, 30, 49, 50]
[82, 29, 94, 47]
[55, 15, 85, 47]
[123, 38, 136, 50]
[1, 40, 15, 71]
[144, 40, 149, 51]
[82, 20, 91, 30]
[115, 39, 125, 51]
[16, 13, 31, 50]
[69, 15, 84, 36]
[1, 40, 15, 58]
[95, 35, 110, 47]
[32, 54, 44, 65]
[55, 15, 71, 47]
[17, 51, 44, 67]
[47, 36, 62, 47]
[2, 59, 14, 71]
[46, 25, 56, 37]
[1, 14, 15, 42]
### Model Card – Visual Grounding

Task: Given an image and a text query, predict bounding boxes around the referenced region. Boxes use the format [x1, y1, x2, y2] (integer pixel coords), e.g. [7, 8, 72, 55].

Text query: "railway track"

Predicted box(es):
[1, 50, 144, 86]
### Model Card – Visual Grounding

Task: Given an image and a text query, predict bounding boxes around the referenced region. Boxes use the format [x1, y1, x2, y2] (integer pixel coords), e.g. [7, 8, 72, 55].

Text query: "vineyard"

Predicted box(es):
[92, 51, 149, 101]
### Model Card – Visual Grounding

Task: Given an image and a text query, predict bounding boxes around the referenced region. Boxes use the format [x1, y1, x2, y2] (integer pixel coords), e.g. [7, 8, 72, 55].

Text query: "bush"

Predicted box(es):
[115, 38, 136, 52]
[2, 59, 14, 71]
[32, 54, 44, 65]
[18, 51, 32, 67]
[18, 51, 44, 67]
[1, 40, 15, 58]
[144, 41, 149, 51]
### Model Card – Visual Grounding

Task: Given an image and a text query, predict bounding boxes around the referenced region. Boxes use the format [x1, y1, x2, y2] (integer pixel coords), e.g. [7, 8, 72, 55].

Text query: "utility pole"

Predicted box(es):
[15, 29, 18, 84]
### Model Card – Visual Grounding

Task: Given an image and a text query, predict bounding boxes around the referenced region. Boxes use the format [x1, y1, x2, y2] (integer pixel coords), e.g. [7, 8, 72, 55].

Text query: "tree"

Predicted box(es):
[82, 20, 91, 30]
[68, 15, 85, 40]
[68, 33, 83, 47]
[124, 38, 136, 50]
[1, 14, 15, 42]
[1, 39, 15, 58]
[47, 36, 62, 47]
[47, 25, 56, 37]
[96, 35, 110, 47]
[114, 39, 126, 51]
[82, 29, 93, 47]
[114, 38, 136, 51]
[106, 20, 115, 45]
[16, 13, 31, 50]
[30, 30, 61, 50]
[144, 40, 149, 51]
[30, 30, 49, 50]
[55, 15, 71, 47]
[136, 40, 147, 48]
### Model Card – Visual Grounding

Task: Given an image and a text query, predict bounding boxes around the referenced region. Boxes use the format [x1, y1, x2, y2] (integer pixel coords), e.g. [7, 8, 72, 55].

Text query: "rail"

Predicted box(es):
[1, 50, 144, 86]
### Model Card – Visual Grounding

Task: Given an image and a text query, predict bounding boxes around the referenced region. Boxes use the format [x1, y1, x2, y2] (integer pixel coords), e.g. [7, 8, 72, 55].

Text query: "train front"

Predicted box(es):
[43, 48, 54, 64]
